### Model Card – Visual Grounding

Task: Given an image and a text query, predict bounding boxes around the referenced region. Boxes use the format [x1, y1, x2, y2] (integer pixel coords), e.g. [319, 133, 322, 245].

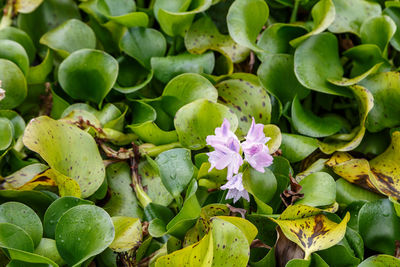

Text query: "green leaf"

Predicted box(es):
[174, 99, 238, 150]
[55, 205, 115, 267]
[27, 49, 54, 85]
[58, 49, 118, 105]
[290, 0, 336, 47]
[0, 118, 13, 150]
[0, 40, 29, 76]
[227, 0, 269, 52]
[155, 148, 194, 205]
[384, 5, 400, 51]
[96, 0, 148, 27]
[0, 27, 36, 63]
[0, 202, 42, 248]
[120, 27, 166, 69]
[151, 51, 215, 83]
[291, 95, 342, 137]
[216, 77, 271, 138]
[294, 33, 351, 97]
[319, 85, 374, 154]
[358, 199, 400, 254]
[103, 162, 144, 219]
[0, 222, 34, 252]
[185, 15, 250, 69]
[22, 116, 106, 198]
[34, 238, 65, 266]
[258, 54, 310, 105]
[40, 19, 96, 58]
[0, 59, 27, 110]
[360, 72, 400, 132]
[280, 133, 318, 163]
[43, 196, 93, 239]
[329, 0, 381, 35]
[127, 101, 178, 145]
[335, 178, 383, 208]
[154, 0, 212, 37]
[360, 15, 396, 55]
[110, 216, 142, 252]
[161, 73, 218, 117]
[359, 255, 400, 267]
[17, 0, 81, 45]
[243, 167, 277, 204]
[296, 172, 336, 207]
[257, 23, 307, 58]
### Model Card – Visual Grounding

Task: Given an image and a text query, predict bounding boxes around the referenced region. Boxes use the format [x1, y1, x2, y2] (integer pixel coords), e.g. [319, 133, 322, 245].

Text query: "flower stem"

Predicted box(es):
[290, 0, 300, 23]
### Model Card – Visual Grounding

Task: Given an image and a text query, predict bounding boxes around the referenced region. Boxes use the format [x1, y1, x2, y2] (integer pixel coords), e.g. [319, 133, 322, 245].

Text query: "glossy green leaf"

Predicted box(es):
[97, 0, 148, 27]
[360, 15, 396, 55]
[27, 49, 53, 85]
[110, 216, 142, 252]
[0, 59, 27, 110]
[329, 0, 381, 35]
[0, 222, 34, 252]
[384, 5, 400, 51]
[227, 0, 268, 52]
[0, 27, 36, 63]
[296, 172, 336, 207]
[155, 148, 194, 205]
[34, 238, 65, 266]
[291, 0, 336, 47]
[185, 16, 249, 68]
[120, 27, 166, 69]
[174, 99, 238, 150]
[0, 202, 42, 247]
[359, 255, 400, 267]
[58, 49, 118, 104]
[243, 167, 277, 203]
[161, 73, 218, 117]
[55, 205, 115, 267]
[40, 19, 96, 58]
[17, 0, 81, 45]
[335, 178, 383, 208]
[43, 196, 92, 239]
[127, 101, 178, 145]
[294, 33, 350, 97]
[151, 51, 215, 83]
[258, 54, 310, 105]
[280, 133, 318, 162]
[257, 23, 307, 58]
[23, 116, 105, 198]
[291, 95, 342, 137]
[360, 72, 400, 132]
[0, 40, 29, 75]
[217, 77, 271, 137]
[0, 118, 13, 150]
[103, 162, 144, 219]
[358, 199, 400, 254]
[154, 0, 212, 37]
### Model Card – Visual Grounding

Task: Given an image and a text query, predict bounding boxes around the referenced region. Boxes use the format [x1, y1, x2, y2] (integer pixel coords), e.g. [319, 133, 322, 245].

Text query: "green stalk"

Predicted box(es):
[290, 0, 300, 23]
[139, 142, 182, 157]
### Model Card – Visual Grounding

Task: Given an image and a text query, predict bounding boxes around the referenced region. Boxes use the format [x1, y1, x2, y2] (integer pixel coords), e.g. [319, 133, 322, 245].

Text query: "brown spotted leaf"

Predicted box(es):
[270, 205, 350, 259]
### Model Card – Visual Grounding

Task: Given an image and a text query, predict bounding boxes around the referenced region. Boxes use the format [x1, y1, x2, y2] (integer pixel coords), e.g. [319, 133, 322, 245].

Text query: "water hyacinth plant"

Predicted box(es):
[1, 0, 400, 266]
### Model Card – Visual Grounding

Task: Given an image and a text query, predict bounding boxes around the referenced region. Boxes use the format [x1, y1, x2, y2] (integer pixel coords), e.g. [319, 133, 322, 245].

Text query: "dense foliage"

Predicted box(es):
[1, 0, 400, 266]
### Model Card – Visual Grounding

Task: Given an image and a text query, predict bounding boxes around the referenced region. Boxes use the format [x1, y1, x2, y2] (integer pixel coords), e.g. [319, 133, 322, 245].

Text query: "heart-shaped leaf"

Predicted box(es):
[296, 172, 336, 207]
[0, 40, 29, 76]
[23, 116, 106, 198]
[58, 49, 118, 105]
[174, 99, 238, 150]
[55, 205, 115, 267]
[280, 133, 318, 162]
[360, 15, 396, 55]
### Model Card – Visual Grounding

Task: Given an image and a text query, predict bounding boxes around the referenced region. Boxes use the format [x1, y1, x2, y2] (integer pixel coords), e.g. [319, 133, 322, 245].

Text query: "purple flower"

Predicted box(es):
[206, 119, 243, 178]
[241, 118, 273, 172]
[220, 173, 250, 203]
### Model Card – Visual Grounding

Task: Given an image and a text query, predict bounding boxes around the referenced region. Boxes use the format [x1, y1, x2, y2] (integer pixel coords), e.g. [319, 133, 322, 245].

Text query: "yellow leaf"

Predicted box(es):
[42, 169, 81, 197]
[270, 205, 350, 260]
[110, 216, 142, 252]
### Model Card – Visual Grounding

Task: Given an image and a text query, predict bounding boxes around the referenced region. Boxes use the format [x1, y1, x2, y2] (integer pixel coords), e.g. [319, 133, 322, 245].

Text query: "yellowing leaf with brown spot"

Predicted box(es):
[110, 216, 142, 252]
[39, 169, 81, 197]
[271, 205, 350, 260]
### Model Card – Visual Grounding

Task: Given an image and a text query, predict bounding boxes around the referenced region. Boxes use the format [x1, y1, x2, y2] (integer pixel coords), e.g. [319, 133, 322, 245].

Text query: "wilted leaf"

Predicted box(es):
[110, 216, 142, 252]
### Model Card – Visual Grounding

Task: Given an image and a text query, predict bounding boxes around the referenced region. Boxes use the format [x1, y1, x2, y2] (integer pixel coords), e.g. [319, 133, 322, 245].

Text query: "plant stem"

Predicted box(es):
[290, 0, 300, 23]
[0, 0, 13, 30]
[139, 142, 182, 157]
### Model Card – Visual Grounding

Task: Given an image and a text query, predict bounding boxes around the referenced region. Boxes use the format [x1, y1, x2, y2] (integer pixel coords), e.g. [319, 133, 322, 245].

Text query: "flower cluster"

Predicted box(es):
[206, 118, 273, 203]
